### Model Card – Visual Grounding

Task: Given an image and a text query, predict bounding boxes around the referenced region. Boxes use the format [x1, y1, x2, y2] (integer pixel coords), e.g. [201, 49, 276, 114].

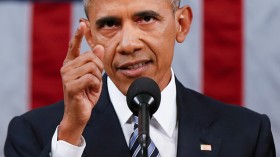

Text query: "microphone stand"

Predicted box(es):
[133, 94, 155, 157]
[138, 102, 149, 157]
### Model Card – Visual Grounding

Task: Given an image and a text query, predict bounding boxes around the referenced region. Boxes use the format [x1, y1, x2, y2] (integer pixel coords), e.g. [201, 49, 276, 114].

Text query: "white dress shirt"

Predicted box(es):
[51, 69, 178, 157]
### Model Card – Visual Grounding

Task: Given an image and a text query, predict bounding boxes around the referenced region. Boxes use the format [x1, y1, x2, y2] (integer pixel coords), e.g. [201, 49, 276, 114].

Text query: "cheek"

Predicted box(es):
[102, 47, 115, 74]
[93, 32, 119, 69]
[152, 33, 176, 73]
[143, 21, 176, 49]
[94, 33, 114, 47]
[145, 28, 176, 61]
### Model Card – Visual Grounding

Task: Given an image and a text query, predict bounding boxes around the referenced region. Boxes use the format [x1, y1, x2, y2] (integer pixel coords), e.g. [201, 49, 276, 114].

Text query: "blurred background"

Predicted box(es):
[0, 0, 279, 156]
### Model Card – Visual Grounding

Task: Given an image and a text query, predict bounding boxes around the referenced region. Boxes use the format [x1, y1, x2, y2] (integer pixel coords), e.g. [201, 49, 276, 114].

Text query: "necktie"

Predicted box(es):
[129, 116, 160, 157]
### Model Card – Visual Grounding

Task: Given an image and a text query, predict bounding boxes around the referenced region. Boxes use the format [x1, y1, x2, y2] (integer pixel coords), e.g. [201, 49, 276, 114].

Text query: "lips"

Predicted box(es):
[117, 60, 152, 77]
[125, 62, 149, 70]
[118, 60, 151, 70]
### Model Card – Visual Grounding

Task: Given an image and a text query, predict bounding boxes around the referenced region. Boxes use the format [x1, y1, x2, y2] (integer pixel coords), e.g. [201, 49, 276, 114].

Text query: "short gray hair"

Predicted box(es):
[83, 0, 180, 18]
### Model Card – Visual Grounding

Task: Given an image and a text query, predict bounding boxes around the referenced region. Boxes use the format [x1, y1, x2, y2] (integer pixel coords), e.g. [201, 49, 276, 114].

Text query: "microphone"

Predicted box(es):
[126, 77, 161, 157]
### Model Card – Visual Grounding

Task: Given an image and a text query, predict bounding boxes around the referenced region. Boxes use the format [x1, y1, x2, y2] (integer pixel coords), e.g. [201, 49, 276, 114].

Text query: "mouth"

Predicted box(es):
[120, 61, 150, 70]
[117, 60, 152, 77]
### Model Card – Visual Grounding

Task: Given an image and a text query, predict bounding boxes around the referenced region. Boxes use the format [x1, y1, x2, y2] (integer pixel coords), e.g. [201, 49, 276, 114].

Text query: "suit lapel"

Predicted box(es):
[82, 75, 131, 157]
[175, 79, 221, 157]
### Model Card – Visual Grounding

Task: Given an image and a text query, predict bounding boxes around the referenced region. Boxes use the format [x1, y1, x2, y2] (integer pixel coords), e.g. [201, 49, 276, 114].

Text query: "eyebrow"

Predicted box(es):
[95, 10, 162, 27]
[133, 10, 162, 19]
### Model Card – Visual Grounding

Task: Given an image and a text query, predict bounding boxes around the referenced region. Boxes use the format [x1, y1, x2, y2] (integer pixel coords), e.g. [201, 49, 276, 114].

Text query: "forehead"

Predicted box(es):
[87, 0, 173, 17]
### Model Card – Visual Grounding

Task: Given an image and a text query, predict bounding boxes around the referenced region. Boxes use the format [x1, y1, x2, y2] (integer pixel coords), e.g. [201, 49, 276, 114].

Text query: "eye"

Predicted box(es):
[102, 20, 120, 29]
[96, 17, 121, 30]
[138, 16, 156, 24]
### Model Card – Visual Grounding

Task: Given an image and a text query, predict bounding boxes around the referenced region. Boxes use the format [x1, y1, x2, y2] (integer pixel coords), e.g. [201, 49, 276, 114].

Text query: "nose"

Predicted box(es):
[116, 22, 144, 54]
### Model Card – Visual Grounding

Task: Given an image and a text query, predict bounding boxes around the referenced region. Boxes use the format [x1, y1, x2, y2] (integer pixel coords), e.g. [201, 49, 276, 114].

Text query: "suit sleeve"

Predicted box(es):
[4, 116, 51, 157]
[254, 114, 276, 157]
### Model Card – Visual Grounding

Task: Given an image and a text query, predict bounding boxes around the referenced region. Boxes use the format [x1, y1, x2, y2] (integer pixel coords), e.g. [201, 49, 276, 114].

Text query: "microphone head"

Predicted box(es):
[126, 77, 161, 116]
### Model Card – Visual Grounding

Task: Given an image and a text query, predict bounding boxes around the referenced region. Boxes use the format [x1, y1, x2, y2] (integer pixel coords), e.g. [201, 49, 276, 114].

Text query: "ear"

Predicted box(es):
[175, 6, 193, 43]
[79, 18, 95, 49]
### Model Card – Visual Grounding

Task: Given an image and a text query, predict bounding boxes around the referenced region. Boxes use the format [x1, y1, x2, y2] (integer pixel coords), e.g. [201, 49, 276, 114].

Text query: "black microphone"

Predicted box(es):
[126, 77, 161, 157]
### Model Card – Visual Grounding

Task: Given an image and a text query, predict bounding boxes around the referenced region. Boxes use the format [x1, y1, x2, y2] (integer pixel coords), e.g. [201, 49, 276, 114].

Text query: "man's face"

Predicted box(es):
[87, 0, 180, 95]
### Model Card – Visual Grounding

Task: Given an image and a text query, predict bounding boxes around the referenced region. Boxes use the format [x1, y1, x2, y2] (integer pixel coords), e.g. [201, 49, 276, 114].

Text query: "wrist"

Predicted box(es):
[58, 116, 87, 146]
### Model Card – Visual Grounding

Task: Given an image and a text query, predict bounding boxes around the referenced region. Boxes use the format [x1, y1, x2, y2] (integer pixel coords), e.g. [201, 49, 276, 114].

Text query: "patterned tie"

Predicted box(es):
[129, 116, 160, 157]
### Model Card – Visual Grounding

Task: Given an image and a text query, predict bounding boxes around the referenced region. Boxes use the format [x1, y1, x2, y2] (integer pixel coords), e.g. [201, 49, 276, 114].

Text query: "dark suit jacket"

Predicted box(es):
[5, 76, 276, 157]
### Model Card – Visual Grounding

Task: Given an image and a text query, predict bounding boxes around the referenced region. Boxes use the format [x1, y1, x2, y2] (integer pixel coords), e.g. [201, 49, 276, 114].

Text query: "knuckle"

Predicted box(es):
[85, 74, 94, 84]
[63, 83, 74, 95]
[79, 53, 87, 61]
[82, 51, 91, 58]
[63, 60, 68, 66]
[100, 63, 104, 70]
[60, 65, 71, 76]
[83, 51, 94, 59]
[85, 74, 100, 88]
[75, 31, 80, 38]
[88, 63, 102, 78]
[60, 67, 66, 75]
[88, 62, 97, 70]
[61, 75, 70, 84]
[88, 53, 104, 70]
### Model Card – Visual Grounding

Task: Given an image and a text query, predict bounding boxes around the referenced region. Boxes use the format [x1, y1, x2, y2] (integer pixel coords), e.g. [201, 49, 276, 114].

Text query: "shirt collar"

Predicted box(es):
[107, 69, 177, 137]
[153, 69, 177, 137]
[107, 78, 132, 127]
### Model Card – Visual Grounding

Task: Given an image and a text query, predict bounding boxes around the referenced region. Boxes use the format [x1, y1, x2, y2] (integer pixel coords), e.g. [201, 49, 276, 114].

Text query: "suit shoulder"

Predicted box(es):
[187, 86, 262, 116]
[5, 101, 65, 152]
[10, 101, 65, 132]
[176, 80, 267, 124]
[21, 101, 64, 122]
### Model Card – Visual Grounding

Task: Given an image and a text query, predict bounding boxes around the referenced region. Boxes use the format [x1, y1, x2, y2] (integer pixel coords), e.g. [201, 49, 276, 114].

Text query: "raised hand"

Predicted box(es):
[58, 21, 104, 145]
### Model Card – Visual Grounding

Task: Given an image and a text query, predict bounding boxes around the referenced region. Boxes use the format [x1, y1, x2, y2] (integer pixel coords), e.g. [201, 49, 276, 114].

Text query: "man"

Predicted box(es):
[5, 0, 276, 156]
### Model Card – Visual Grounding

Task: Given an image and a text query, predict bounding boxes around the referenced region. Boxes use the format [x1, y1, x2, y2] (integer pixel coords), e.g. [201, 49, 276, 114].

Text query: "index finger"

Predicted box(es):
[65, 22, 86, 62]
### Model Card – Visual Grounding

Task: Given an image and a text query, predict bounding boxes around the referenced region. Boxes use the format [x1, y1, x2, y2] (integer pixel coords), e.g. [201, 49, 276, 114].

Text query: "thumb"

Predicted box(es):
[92, 45, 105, 62]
